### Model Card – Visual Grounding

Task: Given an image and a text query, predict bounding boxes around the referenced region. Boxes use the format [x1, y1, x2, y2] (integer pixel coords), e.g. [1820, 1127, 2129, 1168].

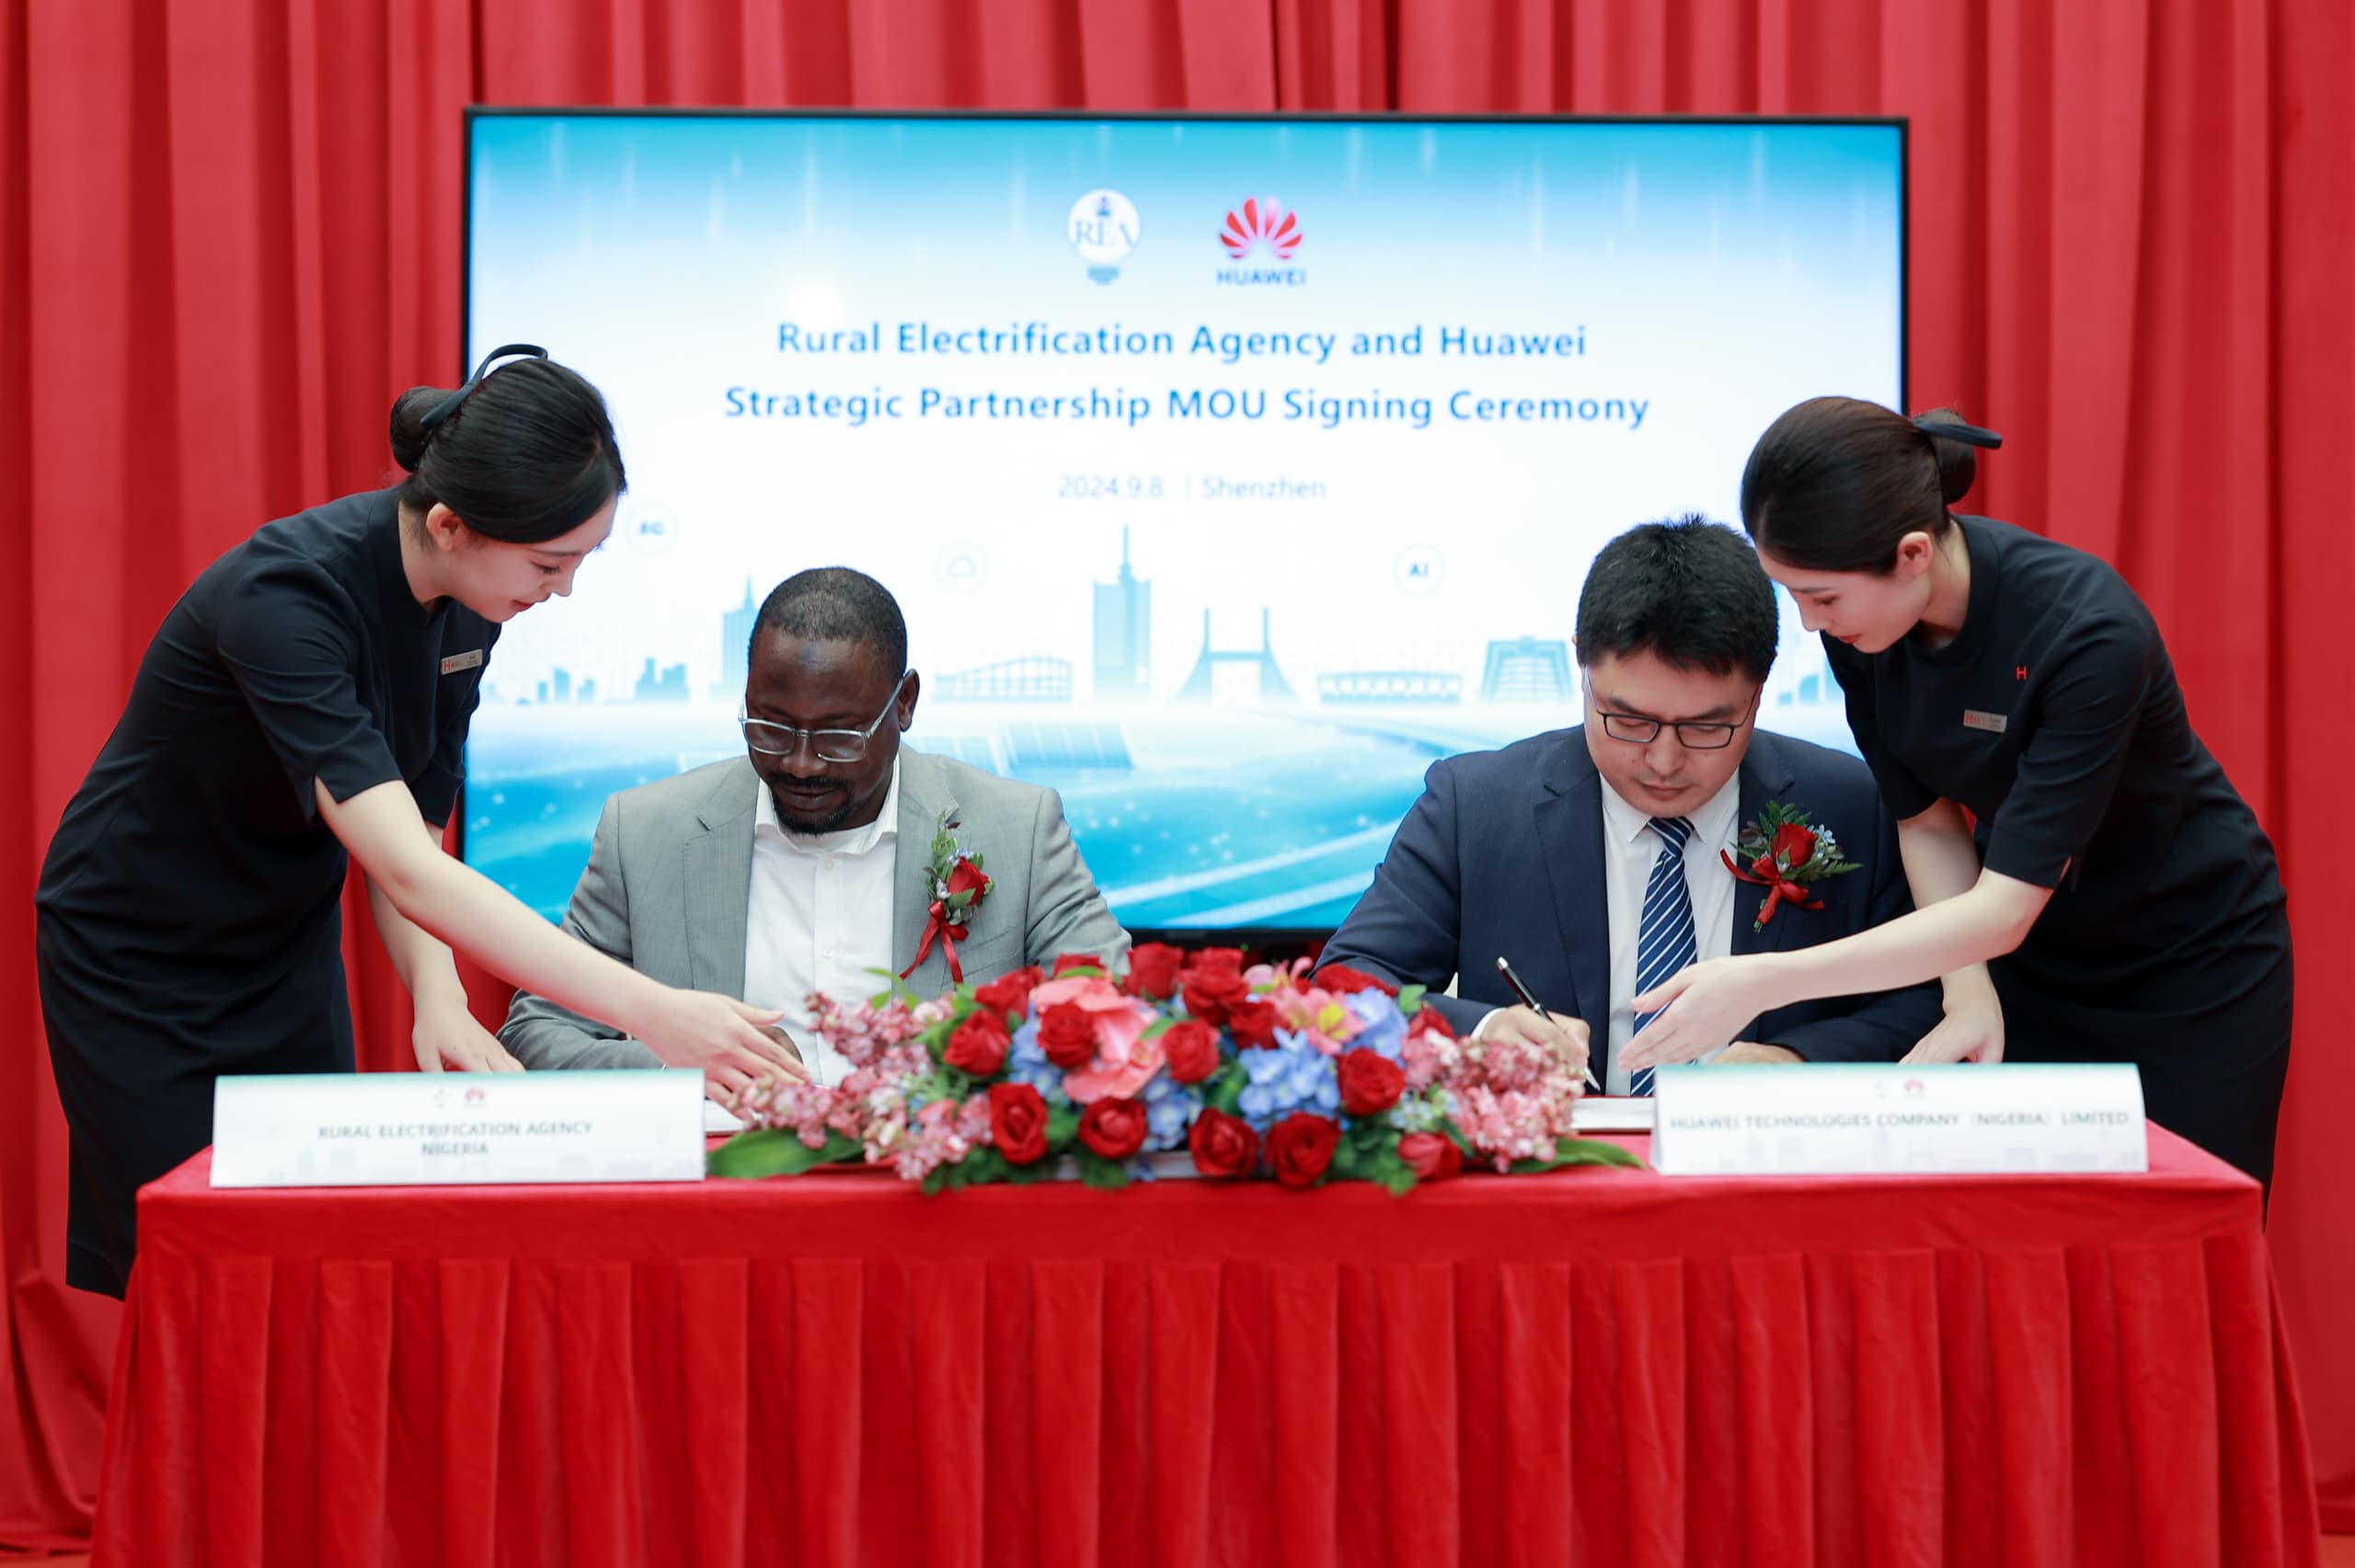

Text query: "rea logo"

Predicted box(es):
[1219, 197, 1301, 260]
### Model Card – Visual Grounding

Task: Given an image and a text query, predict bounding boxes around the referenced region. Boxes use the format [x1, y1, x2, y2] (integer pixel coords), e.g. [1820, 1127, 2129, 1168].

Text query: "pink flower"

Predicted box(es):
[1029, 975, 1158, 1099]
[890, 1095, 995, 1182]
[1063, 1012, 1166, 1103]
[1435, 1030, 1585, 1171]
[1028, 973, 1127, 1012]
[734, 992, 973, 1175]
[1247, 965, 1366, 1053]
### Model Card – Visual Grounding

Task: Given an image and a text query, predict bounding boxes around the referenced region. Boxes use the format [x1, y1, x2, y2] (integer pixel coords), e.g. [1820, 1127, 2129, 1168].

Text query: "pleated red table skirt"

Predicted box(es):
[94, 1127, 2320, 1568]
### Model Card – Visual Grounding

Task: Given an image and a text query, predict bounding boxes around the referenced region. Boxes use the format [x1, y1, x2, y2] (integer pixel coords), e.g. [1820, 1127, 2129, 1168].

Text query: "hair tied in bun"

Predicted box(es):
[419, 343, 551, 440]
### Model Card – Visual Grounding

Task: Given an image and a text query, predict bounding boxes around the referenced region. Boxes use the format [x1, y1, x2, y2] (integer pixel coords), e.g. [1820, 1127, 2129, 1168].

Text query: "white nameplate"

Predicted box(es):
[1650, 1063, 2146, 1175]
[212, 1070, 706, 1188]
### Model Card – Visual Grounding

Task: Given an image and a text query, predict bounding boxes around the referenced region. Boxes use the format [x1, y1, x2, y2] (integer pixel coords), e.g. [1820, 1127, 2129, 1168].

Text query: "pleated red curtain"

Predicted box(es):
[3, 0, 2349, 1550]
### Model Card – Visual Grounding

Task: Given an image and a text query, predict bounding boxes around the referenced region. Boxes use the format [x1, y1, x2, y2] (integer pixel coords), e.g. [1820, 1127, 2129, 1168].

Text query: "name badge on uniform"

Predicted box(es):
[1962, 708, 2008, 734]
[440, 649, 485, 675]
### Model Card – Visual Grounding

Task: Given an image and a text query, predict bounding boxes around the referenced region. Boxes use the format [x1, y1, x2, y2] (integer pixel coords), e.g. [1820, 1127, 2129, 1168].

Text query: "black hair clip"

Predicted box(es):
[1913, 413, 2004, 450]
[419, 343, 551, 437]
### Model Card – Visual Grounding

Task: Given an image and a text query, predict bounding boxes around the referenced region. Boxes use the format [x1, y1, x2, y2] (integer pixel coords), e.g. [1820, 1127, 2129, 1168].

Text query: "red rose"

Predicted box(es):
[1770, 821, 1818, 868]
[1407, 1004, 1456, 1042]
[1078, 1097, 1149, 1162]
[1180, 969, 1251, 1027]
[1160, 1019, 1223, 1084]
[1189, 1109, 1260, 1179]
[947, 855, 992, 901]
[1037, 1002, 1097, 1070]
[1398, 1131, 1465, 1182]
[1125, 942, 1186, 1001]
[1311, 962, 1398, 997]
[1052, 952, 1108, 977]
[1338, 1049, 1407, 1116]
[1181, 945, 1247, 976]
[944, 1011, 1011, 1077]
[988, 1082, 1050, 1165]
[972, 966, 1046, 1021]
[1267, 1113, 1342, 1188]
[1225, 997, 1281, 1051]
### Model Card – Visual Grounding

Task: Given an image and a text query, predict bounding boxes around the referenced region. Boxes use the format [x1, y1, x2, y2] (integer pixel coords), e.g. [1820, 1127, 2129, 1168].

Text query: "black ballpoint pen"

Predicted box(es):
[1493, 956, 1604, 1093]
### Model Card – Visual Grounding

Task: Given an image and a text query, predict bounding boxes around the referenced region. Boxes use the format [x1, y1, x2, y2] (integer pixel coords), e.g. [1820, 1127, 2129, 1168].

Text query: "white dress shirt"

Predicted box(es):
[1596, 773, 1742, 1093]
[742, 758, 902, 1088]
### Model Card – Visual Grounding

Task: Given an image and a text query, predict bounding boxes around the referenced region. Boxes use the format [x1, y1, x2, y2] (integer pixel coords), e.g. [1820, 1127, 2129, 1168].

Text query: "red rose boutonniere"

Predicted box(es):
[901, 812, 994, 984]
[1721, 801, 1861, 931]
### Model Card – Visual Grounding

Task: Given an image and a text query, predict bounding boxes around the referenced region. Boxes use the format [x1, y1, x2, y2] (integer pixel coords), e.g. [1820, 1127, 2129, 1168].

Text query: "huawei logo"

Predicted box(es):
[1219, 197, 1301, 260]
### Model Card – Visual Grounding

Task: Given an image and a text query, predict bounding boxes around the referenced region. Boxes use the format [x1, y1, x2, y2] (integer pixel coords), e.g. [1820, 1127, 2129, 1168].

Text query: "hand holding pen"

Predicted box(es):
[1492, 956, 1604, 1093]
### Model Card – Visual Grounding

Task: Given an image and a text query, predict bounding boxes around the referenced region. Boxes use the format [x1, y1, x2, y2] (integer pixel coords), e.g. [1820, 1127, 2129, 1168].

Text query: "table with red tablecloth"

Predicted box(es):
[93, 1125, 2321, 1568]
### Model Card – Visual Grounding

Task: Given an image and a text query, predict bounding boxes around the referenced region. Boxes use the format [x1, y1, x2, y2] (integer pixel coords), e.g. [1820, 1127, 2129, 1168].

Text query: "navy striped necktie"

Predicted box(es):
[1629, 815, 1696, 1098]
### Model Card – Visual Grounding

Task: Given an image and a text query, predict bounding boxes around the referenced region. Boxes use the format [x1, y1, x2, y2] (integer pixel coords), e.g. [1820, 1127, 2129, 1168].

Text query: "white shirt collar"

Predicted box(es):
[1597, 761, 1744, 854]
[752, 754, 902, 856]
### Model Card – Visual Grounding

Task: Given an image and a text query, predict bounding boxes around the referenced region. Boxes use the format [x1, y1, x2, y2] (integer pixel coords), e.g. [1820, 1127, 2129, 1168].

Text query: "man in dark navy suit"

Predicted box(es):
[1323, 517, 1938, 1090]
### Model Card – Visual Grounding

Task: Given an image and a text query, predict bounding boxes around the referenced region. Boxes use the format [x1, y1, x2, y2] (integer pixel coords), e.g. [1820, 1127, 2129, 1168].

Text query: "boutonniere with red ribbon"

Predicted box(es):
[1721, 801, 1860, 930]
[901, 812, 994, 983]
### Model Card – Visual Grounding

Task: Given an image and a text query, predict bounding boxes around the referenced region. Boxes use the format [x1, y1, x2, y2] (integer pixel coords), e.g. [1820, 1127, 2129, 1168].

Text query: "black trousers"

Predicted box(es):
[1998, 935, 2293, 1194]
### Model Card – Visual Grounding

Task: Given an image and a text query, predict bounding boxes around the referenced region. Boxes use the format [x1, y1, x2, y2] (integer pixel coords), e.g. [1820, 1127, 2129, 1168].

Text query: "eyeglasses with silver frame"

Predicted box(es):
[739, 672, 912, 763]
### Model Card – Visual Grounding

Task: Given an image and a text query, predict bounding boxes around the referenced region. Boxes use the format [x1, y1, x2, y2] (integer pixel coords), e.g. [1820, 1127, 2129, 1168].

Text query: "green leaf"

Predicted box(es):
[1396, 983, 1429, 1016]
[1047, 1101, 1082, 1150]
[1077, 1151, 1131, 1190]
[1201, 1066, 1246, 1116]
[706, 1128, 862, 1179]
[1506, 1139, 1647, 1173]
[865, 967, 924, 1010]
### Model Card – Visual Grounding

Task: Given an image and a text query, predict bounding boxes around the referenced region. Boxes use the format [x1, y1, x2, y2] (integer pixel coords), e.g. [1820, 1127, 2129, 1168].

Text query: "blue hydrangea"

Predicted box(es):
[1140, 1068, 1200, 1152]
[1005, 1020, 1070, 1105]
[1342, 991, 1408, 1062]
[1388, 1089, 1453, 1133]
[1235, 1031, 1340, 1131]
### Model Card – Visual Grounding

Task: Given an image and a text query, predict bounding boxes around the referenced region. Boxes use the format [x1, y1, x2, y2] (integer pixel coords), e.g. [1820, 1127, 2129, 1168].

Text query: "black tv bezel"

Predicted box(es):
[454, 107, 1911, 951]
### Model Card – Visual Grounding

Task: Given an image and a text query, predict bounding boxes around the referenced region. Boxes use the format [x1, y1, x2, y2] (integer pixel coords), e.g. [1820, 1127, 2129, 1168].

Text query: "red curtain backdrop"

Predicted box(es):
[3, 0, 2349, 1550]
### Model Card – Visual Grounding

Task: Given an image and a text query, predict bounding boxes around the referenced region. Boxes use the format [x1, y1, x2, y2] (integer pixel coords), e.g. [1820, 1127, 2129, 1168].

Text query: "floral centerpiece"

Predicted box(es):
[709, 944, 1642, 1191]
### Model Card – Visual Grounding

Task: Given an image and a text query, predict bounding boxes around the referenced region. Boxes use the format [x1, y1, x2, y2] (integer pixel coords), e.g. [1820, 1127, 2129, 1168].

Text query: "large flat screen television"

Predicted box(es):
[459, 110, 1905, 935]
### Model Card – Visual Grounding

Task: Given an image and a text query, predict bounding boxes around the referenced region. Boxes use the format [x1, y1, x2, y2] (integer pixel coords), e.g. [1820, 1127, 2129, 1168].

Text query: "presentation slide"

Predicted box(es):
[461, 113, 1903, 931]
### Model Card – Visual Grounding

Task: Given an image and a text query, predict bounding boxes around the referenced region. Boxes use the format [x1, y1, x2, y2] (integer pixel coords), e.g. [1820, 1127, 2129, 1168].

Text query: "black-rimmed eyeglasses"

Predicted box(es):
[739, 674, 911, 763]
[1583, 674, 1757, 750]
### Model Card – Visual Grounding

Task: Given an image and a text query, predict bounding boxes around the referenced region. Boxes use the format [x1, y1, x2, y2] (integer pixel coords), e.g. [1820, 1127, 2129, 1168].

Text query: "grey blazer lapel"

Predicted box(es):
[685, 759, 760, 997]
[892, 750, 962, 990]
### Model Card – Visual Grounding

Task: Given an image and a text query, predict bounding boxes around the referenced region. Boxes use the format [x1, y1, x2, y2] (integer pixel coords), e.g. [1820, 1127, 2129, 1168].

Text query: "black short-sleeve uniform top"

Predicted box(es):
[36, 487, 497, 1295]
[1824, 516, 2292, 1182]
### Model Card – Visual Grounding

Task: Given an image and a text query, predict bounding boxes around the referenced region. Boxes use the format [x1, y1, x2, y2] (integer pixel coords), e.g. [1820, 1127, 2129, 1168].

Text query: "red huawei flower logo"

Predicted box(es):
[1219, 197, 1302, 259]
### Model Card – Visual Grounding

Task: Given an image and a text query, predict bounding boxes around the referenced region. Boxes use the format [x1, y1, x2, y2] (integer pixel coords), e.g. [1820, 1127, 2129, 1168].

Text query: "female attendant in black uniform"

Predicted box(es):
[1623, 396, 2292, 1185]
[38, 348, 802, 1297]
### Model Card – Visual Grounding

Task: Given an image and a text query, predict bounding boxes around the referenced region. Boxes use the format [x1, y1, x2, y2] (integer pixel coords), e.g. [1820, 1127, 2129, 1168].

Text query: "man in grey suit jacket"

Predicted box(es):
[502, 568, 1127, 1085]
